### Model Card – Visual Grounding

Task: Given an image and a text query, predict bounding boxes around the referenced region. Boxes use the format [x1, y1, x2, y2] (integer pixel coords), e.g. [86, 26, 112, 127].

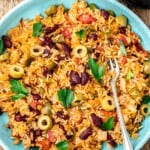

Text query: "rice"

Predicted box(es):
[0, 0, 150, 150]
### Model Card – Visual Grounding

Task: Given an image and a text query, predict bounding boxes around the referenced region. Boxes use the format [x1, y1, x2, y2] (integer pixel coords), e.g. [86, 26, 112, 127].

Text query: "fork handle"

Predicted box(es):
[111, 84, 133, 150]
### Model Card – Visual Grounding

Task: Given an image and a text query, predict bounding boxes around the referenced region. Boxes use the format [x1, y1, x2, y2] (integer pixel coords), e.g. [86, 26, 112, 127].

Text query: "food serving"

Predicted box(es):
[0, 0, 150, 150]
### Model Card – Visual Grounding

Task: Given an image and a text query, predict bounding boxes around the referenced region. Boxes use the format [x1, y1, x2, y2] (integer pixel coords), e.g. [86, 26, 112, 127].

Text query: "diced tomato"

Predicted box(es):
[120, 35, 128, 46]
[37, 138, 51, 150]
[100, 110, 117, 122]
[30, 101, 41, 109]
[78, 13, 96, 24]
[115, 34, 128, 46]
[47, 131, 57, 143]
[122, 57, 128, 65]
[61, 28, 71, 39]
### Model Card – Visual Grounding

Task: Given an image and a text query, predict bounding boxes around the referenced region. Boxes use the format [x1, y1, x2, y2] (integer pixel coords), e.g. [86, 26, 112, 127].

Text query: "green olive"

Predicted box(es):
[0, 53, 9, 61]
[41, 103, 52, 115]
[130, 88, 141, 99]
[144, 61, 150, 75]
[9, 65, 24, 79]
[37, 115, 52, 130]
[72, 93, 86, 106]
[31, 45, 44, 57]
[45, 5, 57, 16]
[25, 57, 34, 66]
[72, 44, 87, 58]
[46, 60, 57, 70]
[101, 96, 115, 111]
[116, 15, 127, 26]
[89, 3, 97, 10]
[108, 10, 115, 16]
[140, 104, 150, 116]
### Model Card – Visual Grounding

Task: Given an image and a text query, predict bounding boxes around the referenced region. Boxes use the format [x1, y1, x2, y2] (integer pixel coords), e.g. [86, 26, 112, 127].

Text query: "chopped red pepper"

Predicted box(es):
[47, 130, 57, 143]
[78, 13, 96, 24]
[30, 101, 41, 109]
[115, 34, 128, 46]
[37, 138, 51, 150]
[61, 28, 71, 39]
[100, 110, 117, 122]
[122, 57, 128, 65]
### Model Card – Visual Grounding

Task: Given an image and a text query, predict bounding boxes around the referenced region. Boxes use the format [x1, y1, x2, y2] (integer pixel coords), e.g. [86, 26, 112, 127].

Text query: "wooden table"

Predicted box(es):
[0, 0, 150, 150]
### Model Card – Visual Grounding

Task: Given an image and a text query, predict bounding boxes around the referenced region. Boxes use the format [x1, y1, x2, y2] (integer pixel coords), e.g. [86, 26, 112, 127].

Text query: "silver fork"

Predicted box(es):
[109, 58, 133, 150]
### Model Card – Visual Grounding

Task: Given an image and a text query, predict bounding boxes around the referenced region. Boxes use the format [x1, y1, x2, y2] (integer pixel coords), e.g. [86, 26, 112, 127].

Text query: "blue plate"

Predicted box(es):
[0, 0, 150, 150]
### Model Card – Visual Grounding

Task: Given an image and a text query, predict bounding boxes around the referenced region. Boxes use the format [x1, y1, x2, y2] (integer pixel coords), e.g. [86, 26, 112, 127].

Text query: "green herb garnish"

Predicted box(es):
[32, 22, 43, 37]
[88, 58, 105, 81]
[57, 89, 74, 108]
[10, 79, 28, 100]
[126, 70, 134, 80]
[142, 95, 150, 104]
[56, 140, 69, 150]
[0, 38, 4, 54]
[119, 40, 127, 55]
[76, 29, 86, 40]
[101, 117, 114, 131]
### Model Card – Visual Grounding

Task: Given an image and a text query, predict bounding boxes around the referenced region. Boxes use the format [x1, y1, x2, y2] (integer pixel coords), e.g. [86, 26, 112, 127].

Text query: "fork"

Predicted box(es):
[109, 58, 133, 150]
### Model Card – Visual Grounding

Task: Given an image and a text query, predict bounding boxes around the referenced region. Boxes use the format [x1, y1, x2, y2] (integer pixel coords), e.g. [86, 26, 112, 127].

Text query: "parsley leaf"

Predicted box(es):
[126, 70, 134, 80]
[142, 95, 150, 104]
[32, 22, 43, 37]
[76, 29, 86, 40]
[88, 58, 105, 81]
[101, 117, 114, 131]
[119, 40, 127, 55]
[0, 38, 4, 54]
[56, 140, 69, 150]
[11, 93, 27, 101]
[10, 79, 28, 100]
[57, 89, 74, 108]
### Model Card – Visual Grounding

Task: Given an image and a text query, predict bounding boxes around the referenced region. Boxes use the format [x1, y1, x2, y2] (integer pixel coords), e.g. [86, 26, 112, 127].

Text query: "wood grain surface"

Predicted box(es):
[0, 0, 150, 150]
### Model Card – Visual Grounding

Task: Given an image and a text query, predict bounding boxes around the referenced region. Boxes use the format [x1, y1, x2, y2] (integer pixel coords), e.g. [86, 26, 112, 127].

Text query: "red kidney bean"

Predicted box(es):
[87, 32, 97, 40]
[118, 27, 126, 34]
[107, 133, 117, 147]
[35, 129, 42, 137]
[79, 127, 93, 140]
[32, 93, 41, 100]
[101, 9, 109, 20]
[45, 24, 59, 35]
[94, 52, 100, 59]
[33, 109, 41, 116]
[43, 49, 51, 57]
[43, 67, 53, 77]
[61, 43, 72, 58]
[42, 36, 55, 48]
[56, 111, 69, 120]
[56, 54, 65, 62]
[69, 71, 81, 86]
[134, 42, 145, 52]
[90, 113, 103, 128]
[2, 35, 12, 48]
[15, 113, 26, 122]
[81, 71, 89, 85]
